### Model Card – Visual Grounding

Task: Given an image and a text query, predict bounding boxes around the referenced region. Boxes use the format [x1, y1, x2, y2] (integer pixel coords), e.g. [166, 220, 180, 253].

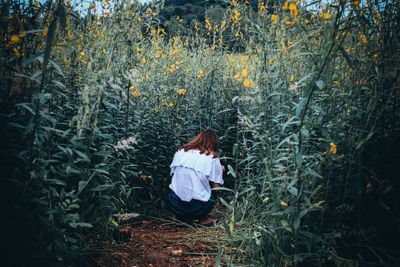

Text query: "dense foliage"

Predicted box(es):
[1, 0, 399, 266]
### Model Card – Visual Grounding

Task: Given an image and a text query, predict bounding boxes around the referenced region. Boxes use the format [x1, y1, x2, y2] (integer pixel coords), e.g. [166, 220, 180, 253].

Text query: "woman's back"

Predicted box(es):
[169, 149, 224, 202]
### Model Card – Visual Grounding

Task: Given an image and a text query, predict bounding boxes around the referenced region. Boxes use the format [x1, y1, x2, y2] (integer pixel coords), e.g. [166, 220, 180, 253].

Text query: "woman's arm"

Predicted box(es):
[211, 182, 222, 188]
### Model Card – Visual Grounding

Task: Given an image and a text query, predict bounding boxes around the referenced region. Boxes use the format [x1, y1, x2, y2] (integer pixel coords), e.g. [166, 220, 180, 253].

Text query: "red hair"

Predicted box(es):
[181, 129, 219, 158]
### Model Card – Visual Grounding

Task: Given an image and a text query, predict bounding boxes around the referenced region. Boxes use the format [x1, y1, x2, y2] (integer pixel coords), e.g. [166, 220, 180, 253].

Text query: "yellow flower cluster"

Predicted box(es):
[234, 68, 255, 88]
[205, 18, 212, 32]
[284, 19, 295, 27]
[13, 48, 22, 58]
[130, 85, 140, 98]
[258, 1, 267, 15]
[172, 36, 179, 47]
[330, 143, 337, 155]
[289, 4, 298, 18]
[231, 10, 241, 24]
[333, 80, 340, 88]
[359, 34, 368, 46]
[320, 12, 331, 20]
[197, 69, 205, 79]
[372, 53, 379, 63]
[271, 14, 278, 23]
[282, 1, 289, 10]
[176, 88, 187, 96]
[78, 51, 88, 64]
[10, 34, 20, 44]
[167, 64, 176, 73]
[164, 101, 175, 109]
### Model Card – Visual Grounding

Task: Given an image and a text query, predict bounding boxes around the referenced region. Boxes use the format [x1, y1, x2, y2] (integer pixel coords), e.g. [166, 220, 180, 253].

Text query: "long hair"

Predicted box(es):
[181, 129, 219, 158]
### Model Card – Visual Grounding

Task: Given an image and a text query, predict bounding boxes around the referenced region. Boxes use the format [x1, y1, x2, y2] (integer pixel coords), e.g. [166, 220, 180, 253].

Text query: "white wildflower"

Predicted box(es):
[115, 136, 138, 151]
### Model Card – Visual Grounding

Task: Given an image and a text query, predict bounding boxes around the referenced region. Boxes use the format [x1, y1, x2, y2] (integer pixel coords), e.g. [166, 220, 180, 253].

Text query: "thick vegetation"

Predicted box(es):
[1, 0, 399, 266]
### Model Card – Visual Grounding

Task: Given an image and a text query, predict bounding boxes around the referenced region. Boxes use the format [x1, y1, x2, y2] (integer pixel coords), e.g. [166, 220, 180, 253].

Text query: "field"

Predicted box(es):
[1, 0, 399, 266]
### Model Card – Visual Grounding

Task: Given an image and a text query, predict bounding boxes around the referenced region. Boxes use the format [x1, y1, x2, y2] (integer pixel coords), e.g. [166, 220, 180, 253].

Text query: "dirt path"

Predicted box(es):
[86, 218, 242, 267]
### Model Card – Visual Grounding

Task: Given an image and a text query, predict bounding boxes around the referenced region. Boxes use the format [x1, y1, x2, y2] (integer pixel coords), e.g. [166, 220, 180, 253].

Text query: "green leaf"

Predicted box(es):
[232, 143, 239, 157]
[315, 80, 324, 90]
[219, 197, 233, 210]
[295, 153, 303, 168]
[75, 150, 91, 163]
[227, 164, 236, 178]
[288, 186, 298, 196]
[300, 128, 309, 139]
[293, 216, 300, 230]
[16, 103, 35, 115]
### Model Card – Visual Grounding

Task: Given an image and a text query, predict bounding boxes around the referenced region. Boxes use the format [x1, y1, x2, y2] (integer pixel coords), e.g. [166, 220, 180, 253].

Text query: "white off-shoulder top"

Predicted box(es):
[169, 149, 224, 202]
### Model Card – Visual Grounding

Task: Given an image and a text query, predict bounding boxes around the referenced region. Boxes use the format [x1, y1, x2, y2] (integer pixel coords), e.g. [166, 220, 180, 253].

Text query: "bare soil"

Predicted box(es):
[86, 219, 237, 267]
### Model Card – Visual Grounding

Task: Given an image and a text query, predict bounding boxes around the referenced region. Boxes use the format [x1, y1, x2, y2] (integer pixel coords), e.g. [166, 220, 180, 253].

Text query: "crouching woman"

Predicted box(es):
[168, 129, 224, 226]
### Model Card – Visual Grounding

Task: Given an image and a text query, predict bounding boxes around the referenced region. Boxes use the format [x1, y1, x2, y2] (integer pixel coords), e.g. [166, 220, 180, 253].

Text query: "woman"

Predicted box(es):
[168, 129, 224, 226]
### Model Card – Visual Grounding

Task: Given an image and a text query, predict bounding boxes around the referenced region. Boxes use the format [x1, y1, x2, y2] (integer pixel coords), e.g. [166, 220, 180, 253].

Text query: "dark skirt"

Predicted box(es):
[167, 189, 216, 221]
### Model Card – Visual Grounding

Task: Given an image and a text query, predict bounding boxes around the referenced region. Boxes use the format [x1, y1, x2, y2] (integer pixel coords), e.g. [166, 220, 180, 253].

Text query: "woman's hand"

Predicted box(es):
[211, 182, 221, 188]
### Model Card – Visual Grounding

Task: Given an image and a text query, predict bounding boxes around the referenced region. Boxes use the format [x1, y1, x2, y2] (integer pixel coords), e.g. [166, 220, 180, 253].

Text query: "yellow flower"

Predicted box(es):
[172, 36, 179, 47]
[289, 4, 298, 17]
[176, 88, 187, 96]
[10, 34, 20, 44]
[220, 20, 227, 31]
[372, 9, 381, 22]
[231, 0, 239, 7]
[167, 64, 176, 73]
[234, 73, 242, 81]
[165, 101, 175, 109]
[268, 59, 274, 65]
[280, 201, 288, 207]
[282, 1, 289, 10]
[271, 14, 278, 23]
[13, 47, 22, 58]
[132, 90, 140, 98]
[79, 51, 85, 57]
[258, 1, 267, 14]
[205, 17, 212, 31]
[243, 79, 250, 87]
[67, 30, 73, 38]
[320, 12, 332, 20]
[235, 31, 243, 38]
[136, 47, 142, 53]
[333, 80, 340, 87]
[372, 53, 379, 62]
[241, 68, 248, 77]
[330, 142, 337, 155]
[141, 57, 147, 64]
[359, 34, 368, 46]
[42, 28, 48, 37]
[243, 78, 253, 88]
[232, 10, 241, 23]
[284, 20, 295, 27]
[352, 0, 360, 5]
[197, 69, 205, 79]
